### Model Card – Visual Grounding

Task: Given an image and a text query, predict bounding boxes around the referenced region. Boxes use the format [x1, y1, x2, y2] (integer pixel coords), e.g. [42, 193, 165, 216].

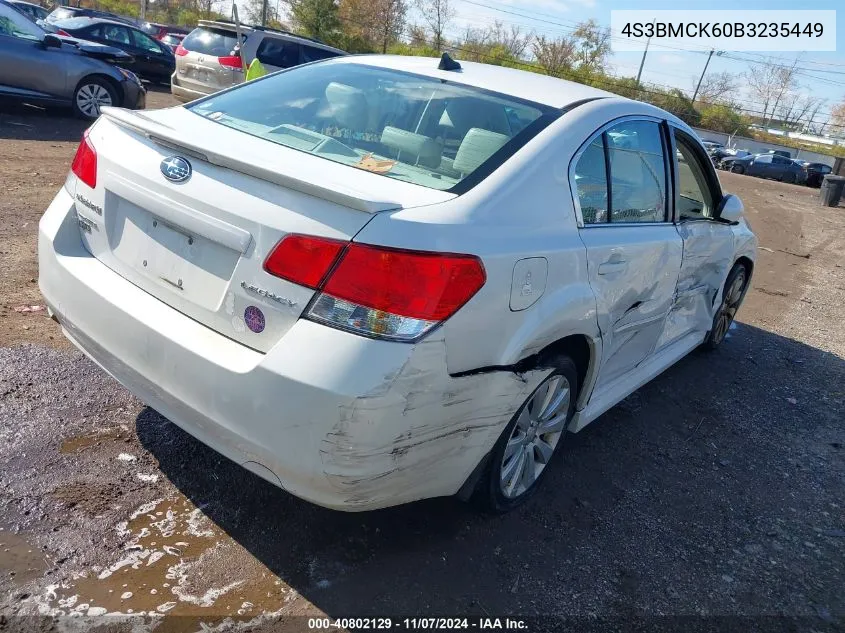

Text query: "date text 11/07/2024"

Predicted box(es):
[307, 618, 529, 630]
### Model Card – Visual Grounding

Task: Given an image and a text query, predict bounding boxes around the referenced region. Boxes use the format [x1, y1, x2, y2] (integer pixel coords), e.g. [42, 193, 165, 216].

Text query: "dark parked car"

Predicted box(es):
[46, 17, 175, 82]
[40, 5, 135, 26]
[720, 153, 803, 183]
[0, 0, 145, 118]
[8, 0, 47, 22]
[797, 161, 833, 187]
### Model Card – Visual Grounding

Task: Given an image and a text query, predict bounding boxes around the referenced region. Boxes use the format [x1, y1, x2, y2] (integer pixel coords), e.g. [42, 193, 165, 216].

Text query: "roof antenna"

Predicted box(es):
[438, 52, 462, 72]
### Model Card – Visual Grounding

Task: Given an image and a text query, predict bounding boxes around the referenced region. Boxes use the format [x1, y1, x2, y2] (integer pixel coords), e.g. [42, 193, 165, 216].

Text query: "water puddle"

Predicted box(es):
[35, 498, 300, 618]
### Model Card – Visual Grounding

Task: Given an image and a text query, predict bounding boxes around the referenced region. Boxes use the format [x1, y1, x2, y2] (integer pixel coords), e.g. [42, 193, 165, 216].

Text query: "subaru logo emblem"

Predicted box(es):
[160, 156, 191, 183]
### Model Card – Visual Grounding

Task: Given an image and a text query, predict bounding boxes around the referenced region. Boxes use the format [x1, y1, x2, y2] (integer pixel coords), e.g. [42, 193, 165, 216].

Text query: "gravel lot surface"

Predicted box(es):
[0, 90, 843, 632]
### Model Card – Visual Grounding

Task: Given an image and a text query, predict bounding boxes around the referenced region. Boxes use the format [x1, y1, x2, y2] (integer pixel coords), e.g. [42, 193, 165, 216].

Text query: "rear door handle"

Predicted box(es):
[598, 260, 627, 275]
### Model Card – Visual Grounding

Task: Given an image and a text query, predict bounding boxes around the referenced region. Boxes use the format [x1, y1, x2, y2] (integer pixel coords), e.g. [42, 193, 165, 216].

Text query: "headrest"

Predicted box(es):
[453, 128, 510, 174]
[381, 126, 441, 166]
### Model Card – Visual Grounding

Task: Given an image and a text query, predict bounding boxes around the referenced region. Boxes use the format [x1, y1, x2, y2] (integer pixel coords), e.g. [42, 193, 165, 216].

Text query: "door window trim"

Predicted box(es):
[568, 114, 673, 229]
[667, 124, 724, 224]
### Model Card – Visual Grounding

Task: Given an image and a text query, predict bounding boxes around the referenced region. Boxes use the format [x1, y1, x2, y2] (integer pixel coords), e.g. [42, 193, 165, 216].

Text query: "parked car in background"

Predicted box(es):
[40, 5, 135, 26]
[8, 0, 48, 22]
[720, 153, 803, 183]
[766, 149, 791, 159]
[40, 55, 756, 512]
[171, 21, 345, 103]
[160, 31, 183, 53]
[171, 20, 251, 102]
[702, 140, 724, 153]
[239, 26, 344, 73]
[797, 161, 833, 187]
[140, 21, 188, 41]
[711, 147, 751, 167]
[0, 0, 144, 118]
[45, 17, 175, 83]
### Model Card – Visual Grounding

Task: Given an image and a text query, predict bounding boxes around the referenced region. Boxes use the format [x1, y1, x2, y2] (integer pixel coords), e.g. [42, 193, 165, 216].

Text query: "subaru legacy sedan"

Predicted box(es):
[39, 55, 756, 512]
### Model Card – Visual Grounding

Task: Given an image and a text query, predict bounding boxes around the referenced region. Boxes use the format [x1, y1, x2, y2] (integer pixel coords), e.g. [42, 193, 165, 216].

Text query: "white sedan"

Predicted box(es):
[39, 54, 757, 512]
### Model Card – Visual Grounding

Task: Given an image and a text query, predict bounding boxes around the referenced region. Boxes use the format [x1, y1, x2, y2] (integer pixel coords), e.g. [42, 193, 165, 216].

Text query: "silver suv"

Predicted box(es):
[171, 21, 344, 103]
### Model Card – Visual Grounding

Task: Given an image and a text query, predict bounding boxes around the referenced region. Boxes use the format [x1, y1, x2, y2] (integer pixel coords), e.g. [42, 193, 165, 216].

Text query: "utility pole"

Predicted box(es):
[692, 49, 714, 103]
[139, 0, 146, 22]
[635, 19, 655, 88]
[260, 0, 268, 26]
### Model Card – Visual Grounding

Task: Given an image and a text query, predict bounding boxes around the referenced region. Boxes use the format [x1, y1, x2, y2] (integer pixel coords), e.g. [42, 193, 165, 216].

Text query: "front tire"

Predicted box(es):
[704, 264, 748, 350]
[478, 356, 578, 512]
[72, 77, 117, 120]
[730, 164, 745, 174]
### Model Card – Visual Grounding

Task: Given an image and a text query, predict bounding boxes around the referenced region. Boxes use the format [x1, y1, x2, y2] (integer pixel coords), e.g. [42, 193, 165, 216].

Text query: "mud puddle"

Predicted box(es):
[0, 527, 49, 586]
[30, 498, 301, 618]
[59, 425, 131, 454]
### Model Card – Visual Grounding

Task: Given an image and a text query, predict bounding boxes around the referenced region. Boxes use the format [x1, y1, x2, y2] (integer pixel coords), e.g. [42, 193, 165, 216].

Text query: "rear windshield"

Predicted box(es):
[140, 22, 160, 35]
[188, 62, 556, 192]
[47, 7, 74, 20]
[181, 26, 243, 56]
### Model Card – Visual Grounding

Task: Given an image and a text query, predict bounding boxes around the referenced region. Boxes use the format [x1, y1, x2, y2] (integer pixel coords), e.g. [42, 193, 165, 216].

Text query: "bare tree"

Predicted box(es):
[692, 71, 737, 105]
[487, 21, 532, 59]
[745, 63, 798, 123]
[531, 35, 577, 78]
[415, 0, 453, 51]
[830, 102, 845, 134]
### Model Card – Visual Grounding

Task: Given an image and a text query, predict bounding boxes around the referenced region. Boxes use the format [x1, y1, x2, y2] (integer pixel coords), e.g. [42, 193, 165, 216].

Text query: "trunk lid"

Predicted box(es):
[71, 107, 452, 353]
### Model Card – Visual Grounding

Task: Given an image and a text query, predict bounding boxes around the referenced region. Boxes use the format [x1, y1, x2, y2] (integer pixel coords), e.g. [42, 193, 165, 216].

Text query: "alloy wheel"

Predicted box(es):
[76, 83, 113, 118]
[500, 374, 571, 499]
[712, 269, 746, 344]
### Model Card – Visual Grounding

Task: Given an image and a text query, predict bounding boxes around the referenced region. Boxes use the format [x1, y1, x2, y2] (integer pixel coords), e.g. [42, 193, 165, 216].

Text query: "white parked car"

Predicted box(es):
[39, 54, 757, 512]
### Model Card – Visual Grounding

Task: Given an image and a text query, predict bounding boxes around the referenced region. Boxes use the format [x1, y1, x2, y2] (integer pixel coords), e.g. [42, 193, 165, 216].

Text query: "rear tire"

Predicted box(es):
[476, 356, 578, 513]
[703, 264, 748, 351]
[72, 77, 117, 120]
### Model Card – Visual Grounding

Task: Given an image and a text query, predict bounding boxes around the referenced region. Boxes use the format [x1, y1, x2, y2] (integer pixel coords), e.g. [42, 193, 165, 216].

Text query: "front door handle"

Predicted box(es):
[598, 260, 627, 275]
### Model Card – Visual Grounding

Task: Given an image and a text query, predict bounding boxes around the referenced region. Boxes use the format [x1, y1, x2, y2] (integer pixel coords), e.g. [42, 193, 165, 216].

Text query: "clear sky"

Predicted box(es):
[439, 0, 845, 126]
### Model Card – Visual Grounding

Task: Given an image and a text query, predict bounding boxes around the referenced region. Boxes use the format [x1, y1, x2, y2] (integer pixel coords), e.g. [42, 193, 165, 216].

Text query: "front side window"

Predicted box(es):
[189, 62, 554, 192]
[573, 119, 667, 225]
[102, 24, 130, 45]
[675, 132, 716, 220]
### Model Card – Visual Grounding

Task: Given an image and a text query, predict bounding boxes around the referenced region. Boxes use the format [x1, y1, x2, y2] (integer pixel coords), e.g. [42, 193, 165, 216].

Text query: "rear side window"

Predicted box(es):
[574, 120, 667, 225]
[301, 45, 340, 62]
[181, 27, 242, 56]
[256, 38, 301, 68]
[754, 155, 772, 164]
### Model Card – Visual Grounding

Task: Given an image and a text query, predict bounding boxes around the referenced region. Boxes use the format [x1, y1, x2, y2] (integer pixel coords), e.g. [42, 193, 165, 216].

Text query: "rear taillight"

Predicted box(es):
[218, 55, 242, 69]
[174, 44, 188, 56]
[57, 29, 70, 36]
[70, 130, 97, 189]
[264, 235, 486, 342]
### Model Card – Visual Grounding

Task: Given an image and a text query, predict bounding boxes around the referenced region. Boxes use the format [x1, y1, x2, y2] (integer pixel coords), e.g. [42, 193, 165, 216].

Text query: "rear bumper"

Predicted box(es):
[38, 188, 543, 510]
[170, 74, 210, 103]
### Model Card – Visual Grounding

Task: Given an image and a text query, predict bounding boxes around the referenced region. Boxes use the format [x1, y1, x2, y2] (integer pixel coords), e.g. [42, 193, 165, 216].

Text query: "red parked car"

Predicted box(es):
[140, 21, 189, 41]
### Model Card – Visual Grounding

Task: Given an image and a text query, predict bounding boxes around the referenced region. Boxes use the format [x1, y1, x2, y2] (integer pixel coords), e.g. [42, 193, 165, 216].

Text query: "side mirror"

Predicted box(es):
[43, 34, 62, 48]
[717, 194, 743, 224]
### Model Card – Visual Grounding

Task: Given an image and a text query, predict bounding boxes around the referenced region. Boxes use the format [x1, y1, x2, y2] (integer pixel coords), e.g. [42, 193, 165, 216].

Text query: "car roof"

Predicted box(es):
[197, 19, 254, 33]
[321, 55, 615, 109]
[9, 0, 41, 7]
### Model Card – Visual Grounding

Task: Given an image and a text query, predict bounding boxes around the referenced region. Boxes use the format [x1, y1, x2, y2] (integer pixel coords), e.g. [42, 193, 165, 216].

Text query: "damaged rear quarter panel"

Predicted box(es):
[319, 334, 550, 509]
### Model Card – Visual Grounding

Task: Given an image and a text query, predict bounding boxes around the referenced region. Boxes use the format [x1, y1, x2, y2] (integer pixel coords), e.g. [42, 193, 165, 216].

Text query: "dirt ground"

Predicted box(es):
[1, 90, 843, 632]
